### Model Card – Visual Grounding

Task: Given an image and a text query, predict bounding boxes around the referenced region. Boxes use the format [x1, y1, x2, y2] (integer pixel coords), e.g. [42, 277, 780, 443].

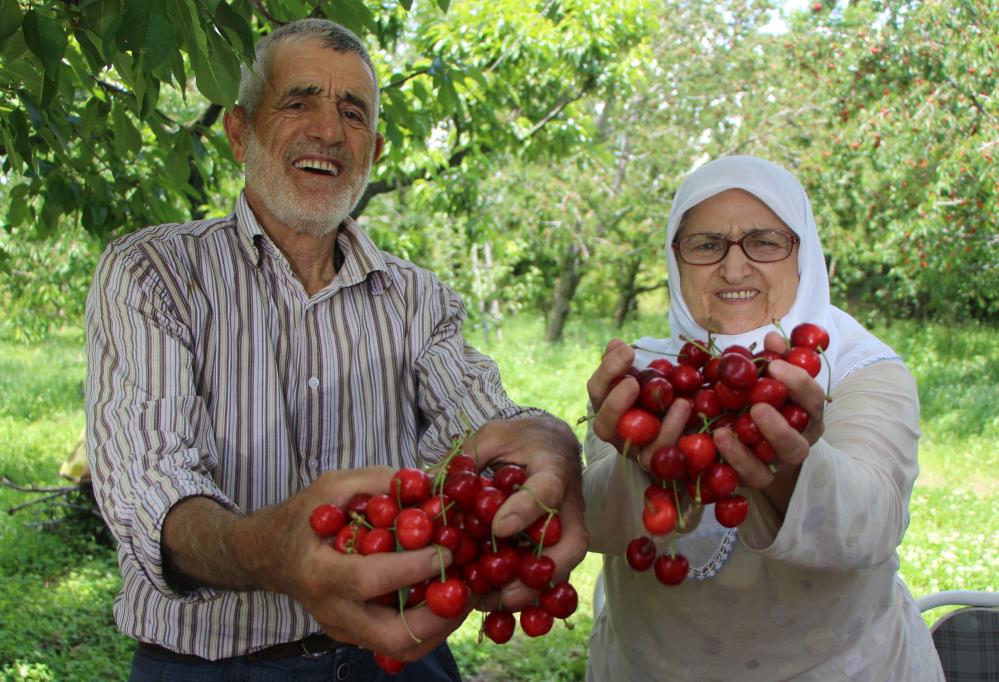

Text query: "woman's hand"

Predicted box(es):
[586, 339, 692, 472]
[712, 331, 827, 518]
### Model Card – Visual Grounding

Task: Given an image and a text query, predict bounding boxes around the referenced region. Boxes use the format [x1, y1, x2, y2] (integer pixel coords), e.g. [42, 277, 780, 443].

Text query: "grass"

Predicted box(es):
[1, 314, 997, 680]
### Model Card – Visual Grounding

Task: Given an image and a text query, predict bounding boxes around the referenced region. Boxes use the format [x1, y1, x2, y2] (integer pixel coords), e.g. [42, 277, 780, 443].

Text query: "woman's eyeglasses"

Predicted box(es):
[672, 229, 800, 265]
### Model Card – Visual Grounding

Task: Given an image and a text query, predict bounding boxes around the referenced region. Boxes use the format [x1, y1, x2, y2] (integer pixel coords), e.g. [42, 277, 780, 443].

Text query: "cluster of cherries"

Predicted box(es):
[308, 439, 578, 675]
[612, 322, 830, 586]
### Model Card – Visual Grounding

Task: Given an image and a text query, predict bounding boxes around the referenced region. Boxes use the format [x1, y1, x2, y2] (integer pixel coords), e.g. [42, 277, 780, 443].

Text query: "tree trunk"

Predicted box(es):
[613, 255, 643, 328]
[544, 240, 584, 343]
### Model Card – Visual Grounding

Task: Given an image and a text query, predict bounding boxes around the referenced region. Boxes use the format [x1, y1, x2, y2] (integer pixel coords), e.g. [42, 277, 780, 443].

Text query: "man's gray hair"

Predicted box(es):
[237, 19, 379, 125]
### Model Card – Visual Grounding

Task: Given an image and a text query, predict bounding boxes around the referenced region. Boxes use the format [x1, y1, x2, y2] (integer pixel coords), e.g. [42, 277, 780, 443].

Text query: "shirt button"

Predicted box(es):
[308, 376, 320, 389]
[336, 662, 350, 680]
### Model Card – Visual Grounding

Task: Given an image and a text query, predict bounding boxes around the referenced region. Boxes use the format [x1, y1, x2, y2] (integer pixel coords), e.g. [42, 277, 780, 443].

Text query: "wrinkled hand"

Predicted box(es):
[470, 416, 588, 612]
[711, 332, 827, 516]
[586, 339, 692, 472]
[254, 467, 472, 661]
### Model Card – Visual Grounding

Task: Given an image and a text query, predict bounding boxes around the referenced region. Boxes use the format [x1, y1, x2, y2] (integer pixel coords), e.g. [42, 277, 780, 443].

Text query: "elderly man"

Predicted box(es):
[86, 18, 585, 682]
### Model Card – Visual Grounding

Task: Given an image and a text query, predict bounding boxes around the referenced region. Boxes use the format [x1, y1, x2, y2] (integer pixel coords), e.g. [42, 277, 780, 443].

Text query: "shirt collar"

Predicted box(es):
[233, 191, 391, 294]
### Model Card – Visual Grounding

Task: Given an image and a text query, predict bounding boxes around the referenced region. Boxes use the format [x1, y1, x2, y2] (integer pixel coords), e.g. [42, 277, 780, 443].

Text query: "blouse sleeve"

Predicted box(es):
[739, 360, 921, 570]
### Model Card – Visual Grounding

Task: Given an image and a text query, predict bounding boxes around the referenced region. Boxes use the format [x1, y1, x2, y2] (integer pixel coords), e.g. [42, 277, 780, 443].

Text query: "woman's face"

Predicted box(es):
[676, 189, 799, 335]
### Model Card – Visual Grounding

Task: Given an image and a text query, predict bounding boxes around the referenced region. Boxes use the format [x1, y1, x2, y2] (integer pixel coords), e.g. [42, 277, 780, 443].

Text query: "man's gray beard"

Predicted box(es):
[242, 128, 371, 238]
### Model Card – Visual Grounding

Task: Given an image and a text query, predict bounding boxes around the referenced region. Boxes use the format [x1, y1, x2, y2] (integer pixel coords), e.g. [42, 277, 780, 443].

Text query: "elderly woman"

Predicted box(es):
[582, 156, 943, 680]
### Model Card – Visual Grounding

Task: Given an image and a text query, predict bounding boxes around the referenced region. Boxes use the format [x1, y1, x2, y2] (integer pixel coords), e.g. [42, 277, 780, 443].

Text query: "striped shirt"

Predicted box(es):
[85, 193, 530, 659]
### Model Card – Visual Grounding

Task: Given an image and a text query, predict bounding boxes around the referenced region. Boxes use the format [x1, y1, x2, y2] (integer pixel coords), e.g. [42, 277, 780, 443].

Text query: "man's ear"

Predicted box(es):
[372, 133, 385, 164]
[224, 107, 249, 163]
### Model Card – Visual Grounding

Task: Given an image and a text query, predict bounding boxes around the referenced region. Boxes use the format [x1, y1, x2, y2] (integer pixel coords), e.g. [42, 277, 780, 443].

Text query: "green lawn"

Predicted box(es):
[1, 315, 996, 681]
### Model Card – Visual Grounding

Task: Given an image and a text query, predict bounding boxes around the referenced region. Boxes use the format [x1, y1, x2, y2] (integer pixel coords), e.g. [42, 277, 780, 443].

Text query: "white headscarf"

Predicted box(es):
[635, 155, 899, 390]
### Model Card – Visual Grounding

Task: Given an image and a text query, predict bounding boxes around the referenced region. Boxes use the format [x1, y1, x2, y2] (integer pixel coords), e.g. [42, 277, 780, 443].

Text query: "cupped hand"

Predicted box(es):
[257, 467, 471, 661]
[712, 332, 827, 516]
[467, 416, 588, 612]
[586, 339, 692, 472]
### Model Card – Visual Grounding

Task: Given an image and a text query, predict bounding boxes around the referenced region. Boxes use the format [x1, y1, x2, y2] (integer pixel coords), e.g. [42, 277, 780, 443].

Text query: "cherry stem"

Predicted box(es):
[534, 510, 556, 557]
[817, 346, 834, 402]
[399, 602, 422, 645]
[434, 544, 447, 583]
[576, 414, 595, 425]
[672, 480, 686, 531]
[518, 484, 557, 516]
[695, 474, 703, 505]
[621, 439, 633, 461]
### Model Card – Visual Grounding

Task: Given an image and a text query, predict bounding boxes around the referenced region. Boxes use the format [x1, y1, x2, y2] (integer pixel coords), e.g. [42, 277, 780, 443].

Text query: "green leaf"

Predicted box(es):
[163, 137, 192, 189]
[140, 4, 175, 72]
[6, 184, 31, 228]
[116, 0, 151, 52]
[399, 0, 413, 10]
[21, 9, 67, 81]
[214, 1, 255, 64]
[436, 0, 451, 12]
[8, 107, 33, 166]
[192, 28, 241, 104]
[80, 97, 109, 137]
[320, 0, 375, 34]
[112, 103, 142, 156]
[0, 0, 23, 45]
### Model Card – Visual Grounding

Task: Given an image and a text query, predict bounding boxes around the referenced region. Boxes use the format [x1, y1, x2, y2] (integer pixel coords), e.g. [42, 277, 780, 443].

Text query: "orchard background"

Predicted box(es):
[1, 0, 997, 679]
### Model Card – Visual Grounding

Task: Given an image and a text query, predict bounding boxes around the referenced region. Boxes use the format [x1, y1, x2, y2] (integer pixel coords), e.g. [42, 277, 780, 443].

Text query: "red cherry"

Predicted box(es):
[334, 524, 367, 554]
[637, 367, 667, 384]
[405, 579, 429, 608]
[395, 507, 433, 550]
[642, 485, 677, 535]
[705, 462, 740, 498]
[678, 433, 716, 474]
[432, 525, 462, 553]
[473, 486, 507, 525]
[453, 531, 480, 566]
[540, 581, 578, 618]
[668, 364, 703, 397]
[492, 464, 528, 495]
[520, 606, 554, 637]
[518, 554, 556, 589]
[639, 376, 676, 415]
[785, 346, 821, 378]
[375, 652, 407, 674]
[480, 546, 521, 587]
[447, 454, 478, 476]
[344, 493, 371, 516]
[421, 494, 453, 525]
[309, 503, 346, 538]
[649, 445, 686, 481]
[702, 356, 722, 384]
[686, 476, 718, 505]
[525, 513, 562, 547]
[460, 510, 491, 540]
[390, 467, 432, 505]
[462, 562, 492, 594]
[366, 494, 400, 529]
[752, 440, 778, 464]
[781, 403, 810, 432]
[426, 578, 469, 618]
[648, 358, 674, 376]
[616, 408, 661, 447]
[626, 536, 656, 572]
[790, 322, 830, 352]
[359, 527, 394, 555]
[715, 494, 750, 528]
[483, 611, 516, 644]
[718, 353, 758, 390]
[678, 340, 711, 368]
[693, 388, 723, 420]
[733, 412, 763, 446]
[715, 382, 750, 410]
[753, 349, 783, 375]
[721, 344, 754, 359]
[653, 552, 689, 585]
[443, 470, 481, 508]
[749, 377, 789, 408]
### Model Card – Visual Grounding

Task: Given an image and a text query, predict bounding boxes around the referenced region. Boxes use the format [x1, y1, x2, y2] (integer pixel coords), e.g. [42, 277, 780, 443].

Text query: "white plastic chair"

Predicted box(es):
[916, 590, 999, 681]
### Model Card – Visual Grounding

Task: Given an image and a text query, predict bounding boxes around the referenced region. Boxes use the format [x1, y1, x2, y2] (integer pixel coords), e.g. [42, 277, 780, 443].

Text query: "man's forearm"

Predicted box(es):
[162, 496, 279, 592]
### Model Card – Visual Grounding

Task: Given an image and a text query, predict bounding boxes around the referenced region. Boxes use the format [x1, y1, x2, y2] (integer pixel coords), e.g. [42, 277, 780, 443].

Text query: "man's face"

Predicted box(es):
[227, 39, 384, 237]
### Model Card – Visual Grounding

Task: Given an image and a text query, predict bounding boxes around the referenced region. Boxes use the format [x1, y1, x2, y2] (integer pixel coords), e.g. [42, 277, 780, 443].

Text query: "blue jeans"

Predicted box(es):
[129, 642, 462, 682]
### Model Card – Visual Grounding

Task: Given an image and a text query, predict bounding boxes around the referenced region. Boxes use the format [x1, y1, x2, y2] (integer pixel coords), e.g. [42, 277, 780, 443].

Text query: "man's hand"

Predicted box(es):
[164, 468, 471, 661]
[468, 415, 588, 612]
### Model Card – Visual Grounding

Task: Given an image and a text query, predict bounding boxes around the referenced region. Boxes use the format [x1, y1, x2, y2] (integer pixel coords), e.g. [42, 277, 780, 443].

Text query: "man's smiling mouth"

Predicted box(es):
[293, 159, 340, 176]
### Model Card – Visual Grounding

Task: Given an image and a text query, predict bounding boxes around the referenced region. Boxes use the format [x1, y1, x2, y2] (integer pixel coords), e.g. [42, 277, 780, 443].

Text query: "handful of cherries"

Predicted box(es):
[611, 322, 829, 587]
[308, 434, 579, 675]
